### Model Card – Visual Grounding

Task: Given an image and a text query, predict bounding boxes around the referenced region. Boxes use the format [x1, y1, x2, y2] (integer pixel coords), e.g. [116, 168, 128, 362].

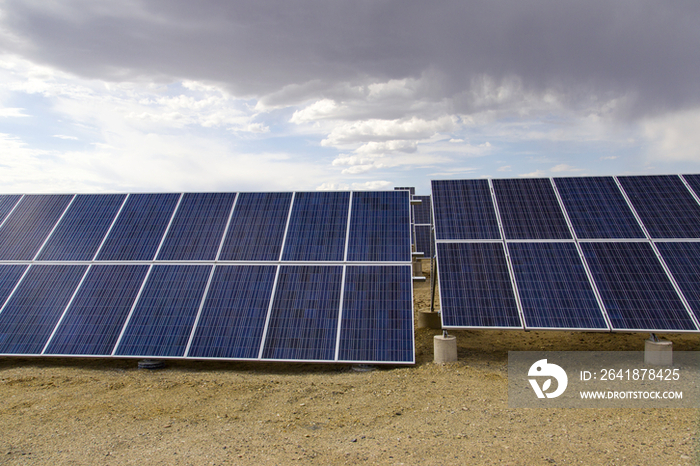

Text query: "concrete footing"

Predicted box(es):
[644, 339, 673, 365]
[417, 311, 442, 329]
[434, 335, 457, 364]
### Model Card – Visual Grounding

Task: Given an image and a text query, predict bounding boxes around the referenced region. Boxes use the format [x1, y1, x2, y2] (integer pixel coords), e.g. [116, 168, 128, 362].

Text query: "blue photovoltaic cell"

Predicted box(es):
[493, 178, 571, 240]
[282, 192, 349, 262]
[156, 192, 236, 261]
[114, 265, 211, 357]
[37, 194, 126, 261]
[96, 193, 180, 261]
[347, 191, 411, 262]
[0, 264, 28, 307]
[656, 242, 700, 324]
[219, 192, 292, 261]
[618, 175, 700, 238]
[44, 264, 149, 355]
[437, 242, 522, 328]
[0, 264, 87, 354]
[431, 180, 500, 240]
[188, 265, 276, 359]
[581, 242, 696, 331]
[414, 225, 432, 257]
[262, 265, 342, 361]
[413, 195, 431, 225]
[0, 195, 21, 225]
[0, 195, 73, 260]
[338, 265, 413, 363]
[682, 174, 700, 201]
[554, 177, 644, 239]
[508, 242, 607, 329]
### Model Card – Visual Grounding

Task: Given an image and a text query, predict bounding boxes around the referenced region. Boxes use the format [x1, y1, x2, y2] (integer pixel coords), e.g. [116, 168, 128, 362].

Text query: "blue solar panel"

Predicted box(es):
[37, 194, 126, 261]
[0, 264, 88, 354]
[437, 242, 522, 328]
[346, 191, 411, 262]
[493, 178, 571, 240]
[618, 175, 700, 238]
[0, 195, 73, 260]
[187, 265, 276, 359]
[219, 192, 292, 261]
[414, 225, 432, 257]
[413, 195, 432, 225]
[156, 193, 236, 261]
[43, 265, 149, 355]
[282, 192, 349, 262]
[431, 179, 500, 240]
[0, 195, 21, 225]
[114, 265, 211, 357]
[581, 242, 696, 331]
[681, 174, 700, 200]
[338, 265, 413, 363]
[0, 264, 28, 308]
[554, 177, 644, 239]
[656, 242, 700, 324]
[508, 242, 607, 329]
[96, 193, 180, 261]
[262, 265, 342, 361]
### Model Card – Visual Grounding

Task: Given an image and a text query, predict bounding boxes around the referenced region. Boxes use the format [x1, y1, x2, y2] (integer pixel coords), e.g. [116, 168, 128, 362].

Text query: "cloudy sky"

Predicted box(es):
[1, 0, 700, 194]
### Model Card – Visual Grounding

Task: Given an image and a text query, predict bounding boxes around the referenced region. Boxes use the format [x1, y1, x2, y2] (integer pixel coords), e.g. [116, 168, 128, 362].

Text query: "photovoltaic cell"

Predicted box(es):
[581, 242, 696, 331]
[554, 177, 644, 239]
[413, 195, 432, 225]
[282, 192, 349, 262]
[0, 195, 21, 225]
[682, 174, 700, 200]
[187, 265, 276, 359]
[493, 178, 571, 240]
[262, 265, 342, 361]
[156, 192, 236, 261]
[219, 192, 292, 261]
[618, 175, 700, 238]
[0, 264, 28, 308]
[44, 264, 149, 355]
[338, 265, 413, 363]
[656, 242, 700, 324]
[346, 191, 411, 262]
[0, 195, 73, 260]
[37, 194, 127, 261]
[0, 264, 87, 354]
[96, 193, 180, 261]
[437, 242, 522, 328]
[114, 265, 211, 357]
[431, 179, 500, 240]
[414, 225, 432, 257]
[508, 242, 607, 329]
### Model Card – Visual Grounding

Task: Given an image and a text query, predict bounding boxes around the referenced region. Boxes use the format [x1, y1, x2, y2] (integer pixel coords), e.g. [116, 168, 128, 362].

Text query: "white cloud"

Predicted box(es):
[519, 169, 548, 178]
[351, 180, 393, 190]
[497, 165, 511, 172]
[321, 116, 457, 146]
[316, 182, 350, 191]
[0, 107, 28, 117]
[551, 163, 584, 173]
[53, 134, 78, 140]
[642, 109, 700, 162]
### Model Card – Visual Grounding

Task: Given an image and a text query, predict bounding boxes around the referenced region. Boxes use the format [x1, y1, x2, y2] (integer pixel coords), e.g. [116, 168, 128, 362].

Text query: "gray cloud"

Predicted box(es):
[2, 0, 699, 118]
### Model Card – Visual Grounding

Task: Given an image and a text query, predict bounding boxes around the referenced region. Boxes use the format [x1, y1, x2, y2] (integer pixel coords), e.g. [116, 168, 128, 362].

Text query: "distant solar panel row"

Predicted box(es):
[433, 175, 700, 332]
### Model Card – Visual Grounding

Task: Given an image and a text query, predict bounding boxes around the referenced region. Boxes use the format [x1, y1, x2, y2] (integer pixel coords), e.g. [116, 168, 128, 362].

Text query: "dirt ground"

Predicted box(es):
[0, 262, 698, 465]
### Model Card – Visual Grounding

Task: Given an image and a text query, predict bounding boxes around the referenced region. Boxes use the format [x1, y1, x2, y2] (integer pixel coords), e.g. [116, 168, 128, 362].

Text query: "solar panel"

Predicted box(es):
[618, 175, 700, 238]
[681, 174, 700, 200]
[218, 192, 292, 261]
[431, 179, 500, 240]
[0, 264, 88, 354]
[156, 192, 236, 261]
[37, 194, 127, 261]
[437, 242, 522, 328]
[581, 242, 696, 331]
[554, 177, 644, 239]
[187, 265, 276, 359]
[413, 195, 432, 225]
[338, 265, 413, 363]
[346, 191, 411, 262]
[281, 192, 350, 262]
[414, 225, 432, 257]
[394, 187, 415, 195]
[44, 264, 149, 355]
[114, 265, 211, 357]
[0, 195, 21, 225]
[508, 242, 607, 330]
[262, 265, 342, 361]
[655, 242, 700, 324]
[0, 195, 73, 260]
[0, 264, 29, 308]
[492, 178, 571, 240]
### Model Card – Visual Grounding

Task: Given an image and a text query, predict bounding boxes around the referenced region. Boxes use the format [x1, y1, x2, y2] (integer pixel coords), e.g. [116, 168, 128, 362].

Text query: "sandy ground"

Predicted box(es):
[0, 262, 698, 465]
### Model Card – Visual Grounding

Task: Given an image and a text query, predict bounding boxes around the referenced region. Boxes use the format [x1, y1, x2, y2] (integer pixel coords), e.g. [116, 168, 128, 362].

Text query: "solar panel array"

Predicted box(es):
[0, 191, 414, 364]
[432, 175, 700, 332]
